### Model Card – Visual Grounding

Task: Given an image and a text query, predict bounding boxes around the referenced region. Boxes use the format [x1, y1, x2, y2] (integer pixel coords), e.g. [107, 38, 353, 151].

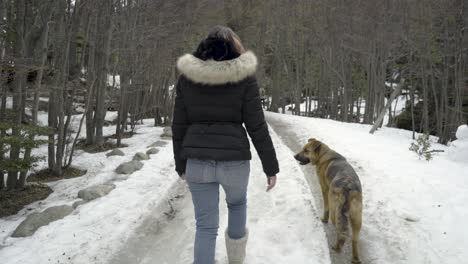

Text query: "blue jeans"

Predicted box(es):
[185, 158, 250, 264]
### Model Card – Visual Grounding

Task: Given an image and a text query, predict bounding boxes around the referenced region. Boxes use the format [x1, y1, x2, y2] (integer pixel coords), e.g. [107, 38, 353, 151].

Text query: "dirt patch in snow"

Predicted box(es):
[106, 131, 136, 140]
[0, 184, 52, 218]
[76, 141, 128, 153]
[27, 167, 87, 183]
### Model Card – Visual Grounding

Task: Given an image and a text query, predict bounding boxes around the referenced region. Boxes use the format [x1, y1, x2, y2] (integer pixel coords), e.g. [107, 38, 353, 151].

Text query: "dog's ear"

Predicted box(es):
[308, 138, 315, 142]
[312, 140, 322, 153]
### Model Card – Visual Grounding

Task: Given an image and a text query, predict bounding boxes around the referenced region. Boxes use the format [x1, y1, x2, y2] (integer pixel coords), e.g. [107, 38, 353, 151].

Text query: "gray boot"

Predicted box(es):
[225, 229, 249, 264]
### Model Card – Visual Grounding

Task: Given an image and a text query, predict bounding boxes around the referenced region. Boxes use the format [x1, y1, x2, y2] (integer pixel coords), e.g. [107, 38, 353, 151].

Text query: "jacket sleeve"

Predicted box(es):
[242, 77, 279, 177]
[171, 77, 189, 176]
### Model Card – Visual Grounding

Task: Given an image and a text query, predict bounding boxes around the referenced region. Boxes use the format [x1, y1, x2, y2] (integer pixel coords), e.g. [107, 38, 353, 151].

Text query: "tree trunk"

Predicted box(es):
[0, 0, 7, 190]
[8, 0, 26, 190]
[18, 15, 51, 188]
[85, 9, 98, 145]
[370, 82, 403, 134]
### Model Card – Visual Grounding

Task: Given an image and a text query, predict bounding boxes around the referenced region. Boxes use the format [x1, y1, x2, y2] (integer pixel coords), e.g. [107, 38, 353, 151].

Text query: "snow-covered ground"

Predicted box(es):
[285, 94, 410, 126]
[267, 112, 468, 264]
[22, 110, 125, 173]
[1, 116, 331, 264]
[0, 120, 178, 264]
[111, 126, 331, 264]
[2, 96, 467, 264]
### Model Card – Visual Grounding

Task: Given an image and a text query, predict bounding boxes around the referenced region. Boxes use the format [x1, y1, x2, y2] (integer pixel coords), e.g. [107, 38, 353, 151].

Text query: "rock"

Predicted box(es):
[456, 124, 468, 140]
[161, 127, 172, 138]
[106, 149, 125, 157]
[115, 160, 144, 174]
[404, 216, 420, 222]
[72, 200, 87, 209]
[146, 148, 159, 155]
[11, 205, 74, 237]
[147, 141, 168, 148]
[133, 152, 149, 161]
[78, 184, 116, 201]
[112, 174, 130, 182]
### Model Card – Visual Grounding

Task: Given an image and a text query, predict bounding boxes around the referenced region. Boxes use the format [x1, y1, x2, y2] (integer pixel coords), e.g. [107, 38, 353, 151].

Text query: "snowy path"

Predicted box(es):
[266, 114, 370, 264]
[266, 112, 468, 264]
[111, 127, 331, 264]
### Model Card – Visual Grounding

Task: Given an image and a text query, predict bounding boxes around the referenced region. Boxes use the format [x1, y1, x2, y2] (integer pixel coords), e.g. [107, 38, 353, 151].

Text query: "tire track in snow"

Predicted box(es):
[110, 126, 330, 264]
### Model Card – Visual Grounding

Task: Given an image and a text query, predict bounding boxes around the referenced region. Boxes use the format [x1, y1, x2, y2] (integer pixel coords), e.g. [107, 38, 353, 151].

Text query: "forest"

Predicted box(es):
[0, 1, 467, 264]
[0, 0, 467, 193]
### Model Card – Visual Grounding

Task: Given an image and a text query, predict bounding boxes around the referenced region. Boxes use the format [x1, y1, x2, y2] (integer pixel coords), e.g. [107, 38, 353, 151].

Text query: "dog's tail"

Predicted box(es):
[335, 190, 362, 251]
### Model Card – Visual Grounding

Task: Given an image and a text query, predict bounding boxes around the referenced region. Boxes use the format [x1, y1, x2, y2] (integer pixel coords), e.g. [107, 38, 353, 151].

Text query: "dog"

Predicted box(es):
[294, 138, 362, 264]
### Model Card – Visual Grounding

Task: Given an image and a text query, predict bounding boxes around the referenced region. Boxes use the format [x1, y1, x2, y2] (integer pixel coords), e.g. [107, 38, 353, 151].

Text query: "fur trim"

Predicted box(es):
[176, 51, 258, 85]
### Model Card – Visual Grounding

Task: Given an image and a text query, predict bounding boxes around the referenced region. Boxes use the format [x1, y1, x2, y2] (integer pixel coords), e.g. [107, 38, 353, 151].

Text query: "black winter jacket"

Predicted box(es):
[171, 51, 279, 177]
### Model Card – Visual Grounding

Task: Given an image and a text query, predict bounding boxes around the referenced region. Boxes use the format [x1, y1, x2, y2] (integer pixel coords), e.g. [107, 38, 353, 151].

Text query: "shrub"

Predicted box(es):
[0, 123, 49, 189]
[409, 134, 433, 161]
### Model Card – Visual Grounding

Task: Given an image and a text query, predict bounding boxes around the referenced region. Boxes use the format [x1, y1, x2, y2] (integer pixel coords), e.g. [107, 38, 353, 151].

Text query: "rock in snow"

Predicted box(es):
[456, 124, 468, 140]
[106, 149, 125, 157]
[77, 184, 116, 201]
[133, 152, 150, 161]
[146, 148, 159, 155]
[147, 141, 168, 148]
[12, 205, 74, 237]
[160, 127, 172, 138]
[115, 160, 144, 174]
[72, 200, 88, 209]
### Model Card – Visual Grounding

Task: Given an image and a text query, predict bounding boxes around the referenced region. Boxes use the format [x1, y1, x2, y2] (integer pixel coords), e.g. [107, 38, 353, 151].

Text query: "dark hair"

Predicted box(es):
[193, 26, 246, 61]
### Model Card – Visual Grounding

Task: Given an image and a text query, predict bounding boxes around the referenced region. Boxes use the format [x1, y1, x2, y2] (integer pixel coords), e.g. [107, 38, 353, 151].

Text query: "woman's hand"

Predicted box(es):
[266, 175, 277, 192]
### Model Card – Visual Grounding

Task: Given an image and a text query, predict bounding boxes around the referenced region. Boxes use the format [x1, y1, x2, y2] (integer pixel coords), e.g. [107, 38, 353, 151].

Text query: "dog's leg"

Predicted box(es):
[350, 193, 363, 264]
[350, 226, 362, 264]
[331, 214, 346, 252]
[331, 191, 347, 253]
[328, 190, 336, 225]
[320, 181, 329, 223]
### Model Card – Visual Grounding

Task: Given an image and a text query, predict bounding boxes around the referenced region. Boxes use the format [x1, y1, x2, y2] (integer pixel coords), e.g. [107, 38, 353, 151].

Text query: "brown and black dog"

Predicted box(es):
[294, 138, 362, 264]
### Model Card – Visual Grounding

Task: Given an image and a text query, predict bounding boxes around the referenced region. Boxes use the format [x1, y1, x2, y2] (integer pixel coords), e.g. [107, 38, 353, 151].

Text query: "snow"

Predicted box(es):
[168, 84, 175, 93]
[245, 128, 330, 263]
[382, 94, 408, 125]
[266, 112, 468, 264]
[107, 74, 121, 89]
[116, 126, 330, 264]
[285, 94, 409, 126]
[2, 97, 13, 109]
[448, 125, 468, 162]
[1, 120, 331, 264]
[0, 121, 177, 264]
[385, 81, 399, 88]
[455, 124, 468, 140]
[1, 104, 466, 263]
[104, 111, 118, 122]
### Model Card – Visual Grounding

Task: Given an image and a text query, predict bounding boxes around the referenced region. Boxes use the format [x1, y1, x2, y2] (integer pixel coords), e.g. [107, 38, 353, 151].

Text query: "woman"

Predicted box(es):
[172, 26, 279, 264]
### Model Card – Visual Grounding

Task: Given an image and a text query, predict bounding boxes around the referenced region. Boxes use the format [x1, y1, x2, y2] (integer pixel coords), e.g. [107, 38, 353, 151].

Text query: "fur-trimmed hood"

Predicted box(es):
[176, 51, 258, 85]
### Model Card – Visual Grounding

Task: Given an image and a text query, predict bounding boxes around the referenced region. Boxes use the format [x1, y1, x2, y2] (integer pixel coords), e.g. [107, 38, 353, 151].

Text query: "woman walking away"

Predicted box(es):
[172, 26, 279, 264]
